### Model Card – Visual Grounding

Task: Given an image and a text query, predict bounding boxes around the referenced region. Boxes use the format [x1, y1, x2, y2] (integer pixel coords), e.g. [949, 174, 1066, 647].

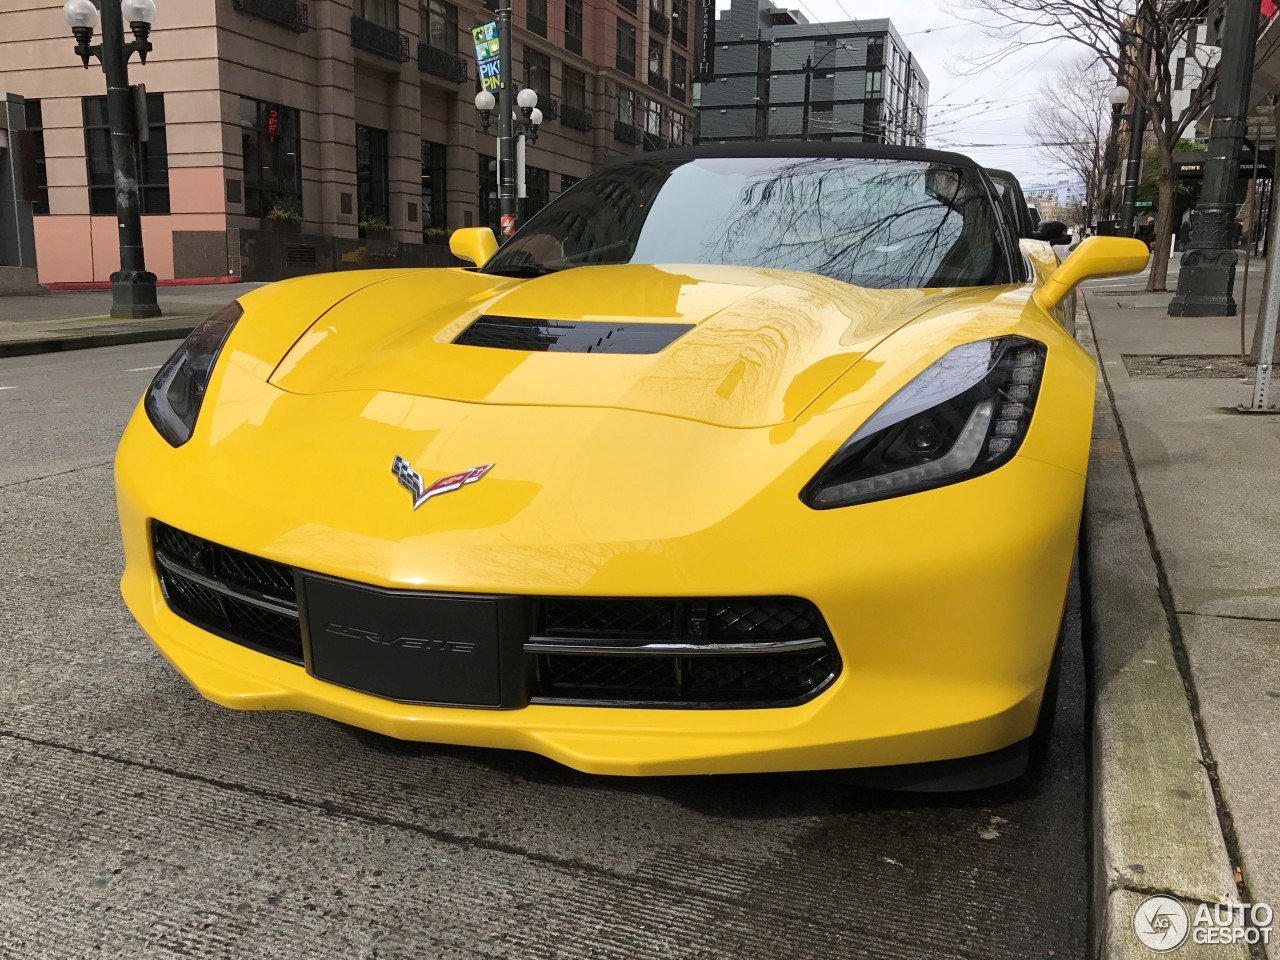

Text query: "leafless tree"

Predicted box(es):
[1026, 55, 1114, 224]
[954, 0, 1217, 291]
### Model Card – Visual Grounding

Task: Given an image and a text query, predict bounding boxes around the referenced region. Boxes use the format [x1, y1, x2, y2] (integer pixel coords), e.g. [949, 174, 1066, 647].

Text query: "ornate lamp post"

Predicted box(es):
[1101, 85, 1129, 224]
[62, 0, 160, 319]
[1169, 0, 1260, 316]
[474, 86, 541, 235]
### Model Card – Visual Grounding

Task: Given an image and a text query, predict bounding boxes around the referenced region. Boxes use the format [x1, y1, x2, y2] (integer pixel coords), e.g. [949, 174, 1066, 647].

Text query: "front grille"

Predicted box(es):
[529, 597, 838, 707]
[543, 598, 675, 640]
[150, 524, 839, 708]
[152, 522, 302, 663]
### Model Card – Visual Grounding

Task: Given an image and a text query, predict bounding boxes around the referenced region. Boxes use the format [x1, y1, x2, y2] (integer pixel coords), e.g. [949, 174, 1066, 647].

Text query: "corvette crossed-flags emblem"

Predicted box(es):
[391, 456, 493, 510]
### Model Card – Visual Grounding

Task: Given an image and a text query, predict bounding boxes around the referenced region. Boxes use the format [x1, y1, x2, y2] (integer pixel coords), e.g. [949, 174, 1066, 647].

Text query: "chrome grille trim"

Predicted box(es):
[523, 637, 829, 656]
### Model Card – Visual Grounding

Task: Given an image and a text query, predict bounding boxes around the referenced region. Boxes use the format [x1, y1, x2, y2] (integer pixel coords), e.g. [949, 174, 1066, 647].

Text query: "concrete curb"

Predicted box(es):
[1077, 297, 1247, 959]
[0, 322, 197, 359]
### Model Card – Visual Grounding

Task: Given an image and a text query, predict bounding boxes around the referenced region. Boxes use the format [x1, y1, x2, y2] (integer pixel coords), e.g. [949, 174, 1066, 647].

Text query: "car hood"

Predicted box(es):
[268, 264, 967, 428]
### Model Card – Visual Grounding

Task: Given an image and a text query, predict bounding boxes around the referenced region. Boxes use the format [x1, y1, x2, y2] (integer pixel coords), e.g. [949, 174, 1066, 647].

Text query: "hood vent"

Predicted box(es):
[454, 315, 694, 354]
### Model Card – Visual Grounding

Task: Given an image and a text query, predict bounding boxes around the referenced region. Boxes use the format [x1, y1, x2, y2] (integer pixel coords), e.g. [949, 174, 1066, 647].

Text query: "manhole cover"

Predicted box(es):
[1121, 354, 1252, 378]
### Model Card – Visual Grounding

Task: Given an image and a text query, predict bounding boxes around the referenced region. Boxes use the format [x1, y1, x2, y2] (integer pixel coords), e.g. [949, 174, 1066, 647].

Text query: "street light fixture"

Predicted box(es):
[61, 0, 161, 319]
[121, 0, 157, 63]
[474, 89, 495, 133]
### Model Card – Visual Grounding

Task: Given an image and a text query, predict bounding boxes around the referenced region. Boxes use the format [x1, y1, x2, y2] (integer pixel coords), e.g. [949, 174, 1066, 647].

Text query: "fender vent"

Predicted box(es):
[454, 315, 693, 354]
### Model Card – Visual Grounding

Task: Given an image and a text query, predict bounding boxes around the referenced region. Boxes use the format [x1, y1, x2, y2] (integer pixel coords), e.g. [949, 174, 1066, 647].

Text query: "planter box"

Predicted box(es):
[262, 218, 302, 234]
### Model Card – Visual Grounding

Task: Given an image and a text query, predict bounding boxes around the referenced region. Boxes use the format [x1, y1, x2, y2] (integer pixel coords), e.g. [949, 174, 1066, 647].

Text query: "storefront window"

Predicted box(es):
[356, 124, 390, 230]
[84, 94, 169, 215]
[421, 140, 448, 232]
[23, 100, 49, 215]
[240, 97, 303, 220]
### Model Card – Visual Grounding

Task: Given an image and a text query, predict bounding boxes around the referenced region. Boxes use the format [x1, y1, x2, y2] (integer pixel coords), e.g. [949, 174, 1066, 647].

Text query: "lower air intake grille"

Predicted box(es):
[529, 597, 838, 707]
[152, 522, 302, 663]
[148, 524, 839, 709]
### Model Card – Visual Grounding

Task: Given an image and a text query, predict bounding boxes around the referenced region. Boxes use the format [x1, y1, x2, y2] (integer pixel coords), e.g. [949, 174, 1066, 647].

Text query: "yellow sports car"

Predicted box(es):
[116, 145, 1148, 789]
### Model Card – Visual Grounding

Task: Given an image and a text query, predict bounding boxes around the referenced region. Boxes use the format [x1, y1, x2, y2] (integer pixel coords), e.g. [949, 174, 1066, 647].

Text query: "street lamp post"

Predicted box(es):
[473, 85, 541, 237]
[494, 0, 516, 239]
[1102, 85, 1129, 223]
[1169, 0, 1261, 316]
[62, 0, 160, 320]
[1117, 95, 1147, 238]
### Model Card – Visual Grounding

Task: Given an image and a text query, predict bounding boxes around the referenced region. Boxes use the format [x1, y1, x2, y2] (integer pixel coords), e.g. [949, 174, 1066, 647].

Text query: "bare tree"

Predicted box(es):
[1026, 55, 1114, 224]
[955, 0, 1217, 291]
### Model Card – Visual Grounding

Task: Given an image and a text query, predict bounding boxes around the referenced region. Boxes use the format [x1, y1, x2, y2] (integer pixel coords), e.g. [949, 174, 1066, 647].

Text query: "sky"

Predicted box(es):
[716, 0, 1085, 186]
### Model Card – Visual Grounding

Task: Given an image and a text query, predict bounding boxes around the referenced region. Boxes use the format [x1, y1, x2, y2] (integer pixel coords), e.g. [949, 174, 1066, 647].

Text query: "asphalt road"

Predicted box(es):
[0, 342, 1089, 960]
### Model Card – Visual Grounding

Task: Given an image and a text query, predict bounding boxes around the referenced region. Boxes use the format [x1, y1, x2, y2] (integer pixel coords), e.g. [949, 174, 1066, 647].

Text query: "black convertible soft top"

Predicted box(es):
[622, 141, 981, 170]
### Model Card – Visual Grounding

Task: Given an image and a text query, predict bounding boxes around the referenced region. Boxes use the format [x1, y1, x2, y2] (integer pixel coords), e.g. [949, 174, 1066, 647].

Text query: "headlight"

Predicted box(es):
[144, 301, 243, 447]
[801, 336, 1046, 509]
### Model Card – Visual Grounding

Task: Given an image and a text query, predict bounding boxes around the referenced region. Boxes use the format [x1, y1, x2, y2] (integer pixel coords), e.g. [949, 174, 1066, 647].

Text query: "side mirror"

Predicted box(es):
[449, 227, 499, 267]
[1033, 236, 1150, 311]
[1034, 219, 1071, 244]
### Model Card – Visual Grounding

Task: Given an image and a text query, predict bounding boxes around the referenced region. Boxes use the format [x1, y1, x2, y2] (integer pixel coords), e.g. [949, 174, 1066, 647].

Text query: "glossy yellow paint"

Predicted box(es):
[449, 227, 499, 267]
[116, 257, 1095, 776]
[1034, 236, 1150, 311]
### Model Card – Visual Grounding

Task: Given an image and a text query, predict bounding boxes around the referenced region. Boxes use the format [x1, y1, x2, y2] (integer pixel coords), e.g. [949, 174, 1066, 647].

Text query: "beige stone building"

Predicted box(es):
[0, 0, 696, 283]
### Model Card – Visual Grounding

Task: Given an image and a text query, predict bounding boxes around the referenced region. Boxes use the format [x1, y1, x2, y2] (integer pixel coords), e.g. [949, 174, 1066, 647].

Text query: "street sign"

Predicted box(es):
[693, 0, 716, 82]
[1135, 201, 1154, 207]
[473, 22, 502, 93]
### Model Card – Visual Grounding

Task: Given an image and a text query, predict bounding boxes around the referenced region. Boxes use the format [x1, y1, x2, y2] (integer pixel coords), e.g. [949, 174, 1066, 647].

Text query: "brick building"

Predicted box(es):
[0, 0, 697, 283]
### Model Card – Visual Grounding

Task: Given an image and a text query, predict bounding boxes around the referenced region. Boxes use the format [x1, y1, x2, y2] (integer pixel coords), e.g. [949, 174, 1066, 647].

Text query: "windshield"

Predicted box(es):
[484, 156, 1013, 288]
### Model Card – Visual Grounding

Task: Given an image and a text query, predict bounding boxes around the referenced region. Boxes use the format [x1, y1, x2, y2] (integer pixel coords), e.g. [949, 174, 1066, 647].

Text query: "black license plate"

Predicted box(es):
[301, 577, 507, 706]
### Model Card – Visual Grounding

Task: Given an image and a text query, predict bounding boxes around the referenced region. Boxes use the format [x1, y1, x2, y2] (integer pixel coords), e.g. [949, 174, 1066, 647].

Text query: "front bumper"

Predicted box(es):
[116, 393, 1084, 778]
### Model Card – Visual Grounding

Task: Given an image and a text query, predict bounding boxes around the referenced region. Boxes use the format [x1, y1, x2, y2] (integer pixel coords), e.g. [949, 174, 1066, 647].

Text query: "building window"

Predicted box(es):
[524, 165, 550, 219]
[240, 97, 302, 220]
[564, 0, 583, 51]
[560, 173, 581, 193]
[671, 52, 687, 94]
[563, 66, 587, 110]
[421, 140, 447, 232]
[617, 85, 635, 124]
[863, 100, 882, 142]
[420, 0, 458, 52]
[865, 69, 883, 96]
[84, 94, 169, 215]
[354, 0, 398, 28]
[356, 124, 390, 229]
[671, 0, 688, 42]
[478, 153, 497, 233]
[649, 39, 663, 75]
[616, 20, 637, 74]
[645, 98, 661, 135]
[23, 100, 49, 215]
[525, 49, 552, 101]
[866, 35, 884, 67]
[527, 0, 547, 35]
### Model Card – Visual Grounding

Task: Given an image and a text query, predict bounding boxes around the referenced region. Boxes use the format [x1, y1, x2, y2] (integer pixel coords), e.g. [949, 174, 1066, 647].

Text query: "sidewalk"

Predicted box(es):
[0, 282, 264, 357]
[1081, 277, 1280, 958]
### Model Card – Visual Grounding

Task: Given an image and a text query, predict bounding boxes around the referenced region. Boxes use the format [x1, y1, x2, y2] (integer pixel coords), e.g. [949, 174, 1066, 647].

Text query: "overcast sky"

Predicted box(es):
[718, 0, 1084, 185]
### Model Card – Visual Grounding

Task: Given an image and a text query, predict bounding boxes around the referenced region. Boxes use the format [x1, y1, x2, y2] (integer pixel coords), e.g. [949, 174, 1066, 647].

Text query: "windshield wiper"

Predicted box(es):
[483, 263, 563, 278]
